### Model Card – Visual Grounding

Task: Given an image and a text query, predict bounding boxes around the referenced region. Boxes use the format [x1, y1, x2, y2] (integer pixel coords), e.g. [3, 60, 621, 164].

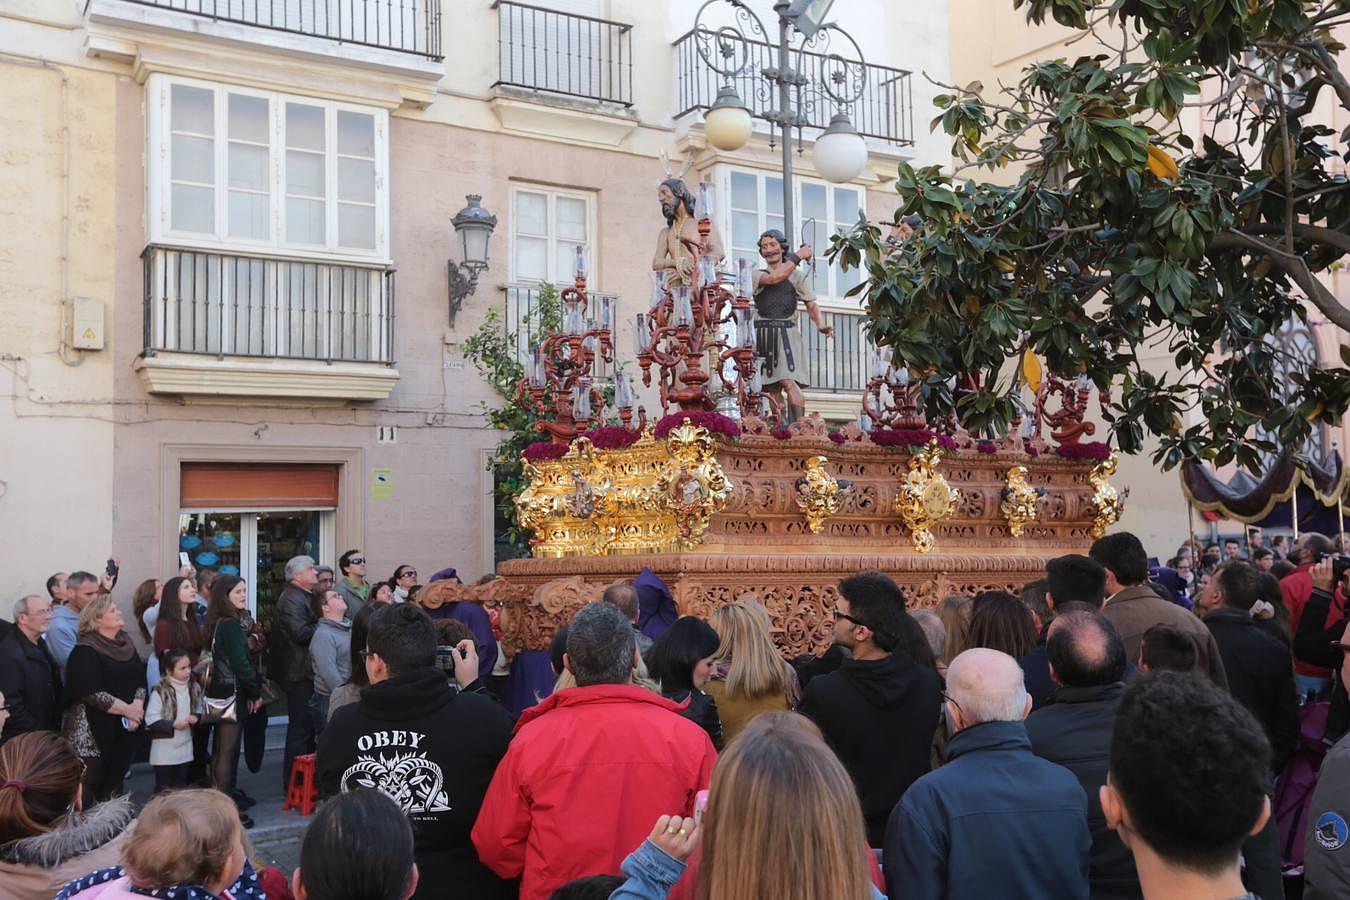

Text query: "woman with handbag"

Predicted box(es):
[60, 596, 146, 802]
[203, 575, 263, 828]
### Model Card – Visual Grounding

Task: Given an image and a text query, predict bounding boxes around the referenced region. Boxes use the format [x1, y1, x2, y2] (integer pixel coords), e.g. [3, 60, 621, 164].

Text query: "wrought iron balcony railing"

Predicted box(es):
[798, 308, 872, 394]
[93, 0, 442, 59]
[503, 282, 616, 379]
[492, 1, 633, 106]
[143, 245, 396, 365]
[674, 29, 913, 146]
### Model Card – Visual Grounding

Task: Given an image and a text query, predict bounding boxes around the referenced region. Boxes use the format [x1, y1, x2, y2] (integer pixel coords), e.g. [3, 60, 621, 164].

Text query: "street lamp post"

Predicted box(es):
[691, 0, 870, 246]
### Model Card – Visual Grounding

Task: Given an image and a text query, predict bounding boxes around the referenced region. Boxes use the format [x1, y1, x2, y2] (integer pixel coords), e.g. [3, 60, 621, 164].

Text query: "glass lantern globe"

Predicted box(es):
[813, 113, 868, 183]
[705, 85, 753, 151]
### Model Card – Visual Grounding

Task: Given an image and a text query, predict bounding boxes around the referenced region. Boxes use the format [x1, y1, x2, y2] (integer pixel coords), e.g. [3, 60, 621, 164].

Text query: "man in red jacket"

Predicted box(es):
[1282, 532, 1345, 697]
[471, 602, 717, 900]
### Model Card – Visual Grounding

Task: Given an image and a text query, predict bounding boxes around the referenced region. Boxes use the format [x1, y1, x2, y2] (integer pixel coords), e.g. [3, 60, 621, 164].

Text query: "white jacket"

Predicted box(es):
[147, 678, 194, 766]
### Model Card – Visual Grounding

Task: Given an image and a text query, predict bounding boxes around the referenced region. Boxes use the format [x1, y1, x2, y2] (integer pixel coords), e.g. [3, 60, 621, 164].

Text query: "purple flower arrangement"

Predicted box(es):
[828, 432, 847, 444]
[1053, 441, 1112, 461]
[653, 410, 741, 439]
[585, 427, 643, 451]
[522, 441, 569, 462]
[975, 441, 997, 454]
[771, 429, 793, 440]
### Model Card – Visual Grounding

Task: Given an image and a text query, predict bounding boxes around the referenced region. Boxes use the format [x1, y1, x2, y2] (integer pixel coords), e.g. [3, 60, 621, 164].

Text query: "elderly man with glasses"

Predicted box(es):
[0, 594, 63, 743]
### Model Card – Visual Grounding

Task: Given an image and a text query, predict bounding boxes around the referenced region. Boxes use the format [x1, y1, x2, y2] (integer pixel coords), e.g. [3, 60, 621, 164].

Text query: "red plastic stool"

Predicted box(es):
[284, 753, 318, 816]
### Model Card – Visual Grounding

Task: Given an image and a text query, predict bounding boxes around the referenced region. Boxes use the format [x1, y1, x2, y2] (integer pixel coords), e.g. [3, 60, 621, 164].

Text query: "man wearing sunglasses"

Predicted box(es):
[336, 550, 370, 620]
[798, 571, 942, 848]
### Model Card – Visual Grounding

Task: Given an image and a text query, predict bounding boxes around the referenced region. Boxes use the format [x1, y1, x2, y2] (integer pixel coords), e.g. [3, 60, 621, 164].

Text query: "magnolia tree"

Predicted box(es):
[830, 0, 1350, 470]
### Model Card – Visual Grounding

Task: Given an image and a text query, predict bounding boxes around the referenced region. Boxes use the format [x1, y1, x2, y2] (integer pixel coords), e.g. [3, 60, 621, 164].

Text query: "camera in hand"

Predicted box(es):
[1315, 551, 1350, 587]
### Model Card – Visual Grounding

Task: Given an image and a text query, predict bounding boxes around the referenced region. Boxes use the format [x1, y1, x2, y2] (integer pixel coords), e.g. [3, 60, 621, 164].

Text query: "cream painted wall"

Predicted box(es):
[0, 56, 119, 605]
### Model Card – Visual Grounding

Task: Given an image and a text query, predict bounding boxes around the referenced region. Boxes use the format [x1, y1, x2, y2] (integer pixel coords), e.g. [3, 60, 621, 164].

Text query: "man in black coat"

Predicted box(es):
[273, 555, 320, 790]
[1202, 560, 1298, 900]
[1021, 555, 1109, 710]
[318, 603, 516, 899]
[0, 595, 62, 744]
[799, 570, 941, 847]
[1026, 609, 1140, 900]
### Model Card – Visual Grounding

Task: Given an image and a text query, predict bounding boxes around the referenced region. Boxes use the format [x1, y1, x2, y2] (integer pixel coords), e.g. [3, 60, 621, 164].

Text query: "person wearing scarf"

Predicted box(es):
[60, 596, 146, 803]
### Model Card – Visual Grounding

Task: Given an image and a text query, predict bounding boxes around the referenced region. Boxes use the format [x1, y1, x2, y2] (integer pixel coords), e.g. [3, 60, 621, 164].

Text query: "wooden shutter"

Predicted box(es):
[180, 463, 339, 509]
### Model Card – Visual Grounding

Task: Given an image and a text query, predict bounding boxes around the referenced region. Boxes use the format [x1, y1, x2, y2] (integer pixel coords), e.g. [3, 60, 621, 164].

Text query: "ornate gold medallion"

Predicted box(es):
[893, 439, 959, 553]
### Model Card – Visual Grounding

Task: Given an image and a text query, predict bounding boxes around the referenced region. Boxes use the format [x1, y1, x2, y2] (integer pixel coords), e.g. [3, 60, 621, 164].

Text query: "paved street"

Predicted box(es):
[124, 722, 308, 874]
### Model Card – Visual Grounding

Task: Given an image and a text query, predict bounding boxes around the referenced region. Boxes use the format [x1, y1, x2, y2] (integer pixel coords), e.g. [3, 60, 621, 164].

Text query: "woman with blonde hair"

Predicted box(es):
[703, 598, 799, 743]
[611, 712, 884, 899]
[936, 594, 973, 671]
[61, 597, 146, 803]
[58, 789, 246, 900]
[0, 731, 135, 900]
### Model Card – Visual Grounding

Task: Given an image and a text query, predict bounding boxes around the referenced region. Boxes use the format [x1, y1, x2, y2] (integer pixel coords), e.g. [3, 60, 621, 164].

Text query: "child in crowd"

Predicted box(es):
[145, 649, 202, 794]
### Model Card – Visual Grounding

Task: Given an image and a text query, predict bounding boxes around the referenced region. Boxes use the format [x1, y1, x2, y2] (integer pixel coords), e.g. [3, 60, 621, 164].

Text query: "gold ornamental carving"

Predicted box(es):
[595, 429, 680, 556]
[514, 438, 607, 559]
[1087, 453, 1127, 537]
[1000, 465, 1044, 537]
[795, 455, 850, 534]
[655, 418, 732, 550]
[893, 440, 960, 554]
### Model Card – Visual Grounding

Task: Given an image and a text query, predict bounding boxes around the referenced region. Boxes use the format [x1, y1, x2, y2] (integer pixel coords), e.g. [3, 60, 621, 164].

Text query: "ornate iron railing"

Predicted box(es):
[142, 245, 396, 365]
[492, 1, 633, 106]
[502, 282, 616, 379]
[93, 0, 443, 59]
[797, 307, 872, 393]
[673, 28, 913, 145]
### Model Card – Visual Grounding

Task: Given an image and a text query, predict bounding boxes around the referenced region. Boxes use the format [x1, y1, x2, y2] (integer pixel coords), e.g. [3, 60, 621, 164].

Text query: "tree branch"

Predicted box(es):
[1211, 229, 1350, 332]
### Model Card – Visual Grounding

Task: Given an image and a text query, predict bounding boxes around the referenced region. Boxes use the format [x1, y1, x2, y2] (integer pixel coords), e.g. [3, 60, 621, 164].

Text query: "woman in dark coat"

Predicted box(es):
[203, 574, 263, 827]
[646, 616, 724, 749]
[60, 596, 146, 802]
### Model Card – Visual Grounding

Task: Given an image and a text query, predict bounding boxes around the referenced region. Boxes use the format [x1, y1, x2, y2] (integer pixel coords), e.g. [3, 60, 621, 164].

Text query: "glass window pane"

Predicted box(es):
[228, 142, 267, 190]
[337, 110, 375, 158]
[556, 197, 587, 241]
[732, 211, 759, 251]
[802, 182, 827, 226]
[172, 184, 215, 233]
[228, 191, 269, 240]
[514, 236, 547, 282]
[285, 103, 325, 152]
[286, 150, 325, 198]
[228, 94, 268, 144]
[172, 135, 214, 184]
[834, 187, 860, 230]
[172, 84, 214, 135]
[555, 240, 582, 282]
[338, 203, 376, 249]
[731, 171, 758, 210]
[766, 177, 783, 216]
[338, 158, 375, 204]
[836, 259, 862, 298]
[514, 191, 547, 237]
[767, 213, 784, 236]
[286, 197, 325, 244]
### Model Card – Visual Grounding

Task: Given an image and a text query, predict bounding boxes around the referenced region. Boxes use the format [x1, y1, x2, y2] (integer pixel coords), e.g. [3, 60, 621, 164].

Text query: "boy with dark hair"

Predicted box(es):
[1137, 624, 1197, 673]
[1045, 554, 1108, 610]
[317, 603, 515, 899]
[1090, 531, 1227, 688]
[1103, 673, 1272, 900]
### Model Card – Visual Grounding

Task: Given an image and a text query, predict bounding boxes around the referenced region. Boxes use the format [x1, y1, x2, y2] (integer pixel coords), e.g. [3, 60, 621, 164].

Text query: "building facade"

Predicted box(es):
[0, 0, 950, 625]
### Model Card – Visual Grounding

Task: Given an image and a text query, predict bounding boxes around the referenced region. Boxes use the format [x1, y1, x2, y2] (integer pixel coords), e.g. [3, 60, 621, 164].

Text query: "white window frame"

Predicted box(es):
[147, 73, 391, 264]
[716, 165, 866, 307]
[508, 183, 599, 286]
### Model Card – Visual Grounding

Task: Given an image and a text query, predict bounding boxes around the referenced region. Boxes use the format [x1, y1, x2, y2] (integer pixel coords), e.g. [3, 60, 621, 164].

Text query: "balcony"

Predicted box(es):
[488, 1, 636, 145]
[674, 30, 914, 146]
[798, 308, 872, 394]
[502, 282, 616, 380]
[87, 0, 442, 58]
[136, 245, 400, 400]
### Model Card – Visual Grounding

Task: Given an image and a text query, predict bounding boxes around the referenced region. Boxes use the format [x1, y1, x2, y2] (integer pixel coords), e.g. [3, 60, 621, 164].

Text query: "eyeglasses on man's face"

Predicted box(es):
[832, 607, 868, 628]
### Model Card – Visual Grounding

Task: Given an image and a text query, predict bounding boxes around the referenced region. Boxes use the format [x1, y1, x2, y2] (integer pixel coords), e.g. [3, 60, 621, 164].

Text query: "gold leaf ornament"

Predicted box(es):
[893, 440, 960, 553]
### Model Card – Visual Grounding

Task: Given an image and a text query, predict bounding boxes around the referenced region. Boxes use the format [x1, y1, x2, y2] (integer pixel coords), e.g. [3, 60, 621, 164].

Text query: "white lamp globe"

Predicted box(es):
[813, 112, 869, 183]
[705, 85, 753, 151]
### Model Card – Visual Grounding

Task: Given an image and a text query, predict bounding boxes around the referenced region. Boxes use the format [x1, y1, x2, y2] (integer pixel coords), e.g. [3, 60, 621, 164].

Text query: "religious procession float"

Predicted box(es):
[426, 177, 1129, 660]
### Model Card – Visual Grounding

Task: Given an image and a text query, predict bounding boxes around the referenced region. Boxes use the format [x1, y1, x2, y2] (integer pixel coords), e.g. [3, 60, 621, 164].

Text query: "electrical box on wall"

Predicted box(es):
[72, 297, 105, 350]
